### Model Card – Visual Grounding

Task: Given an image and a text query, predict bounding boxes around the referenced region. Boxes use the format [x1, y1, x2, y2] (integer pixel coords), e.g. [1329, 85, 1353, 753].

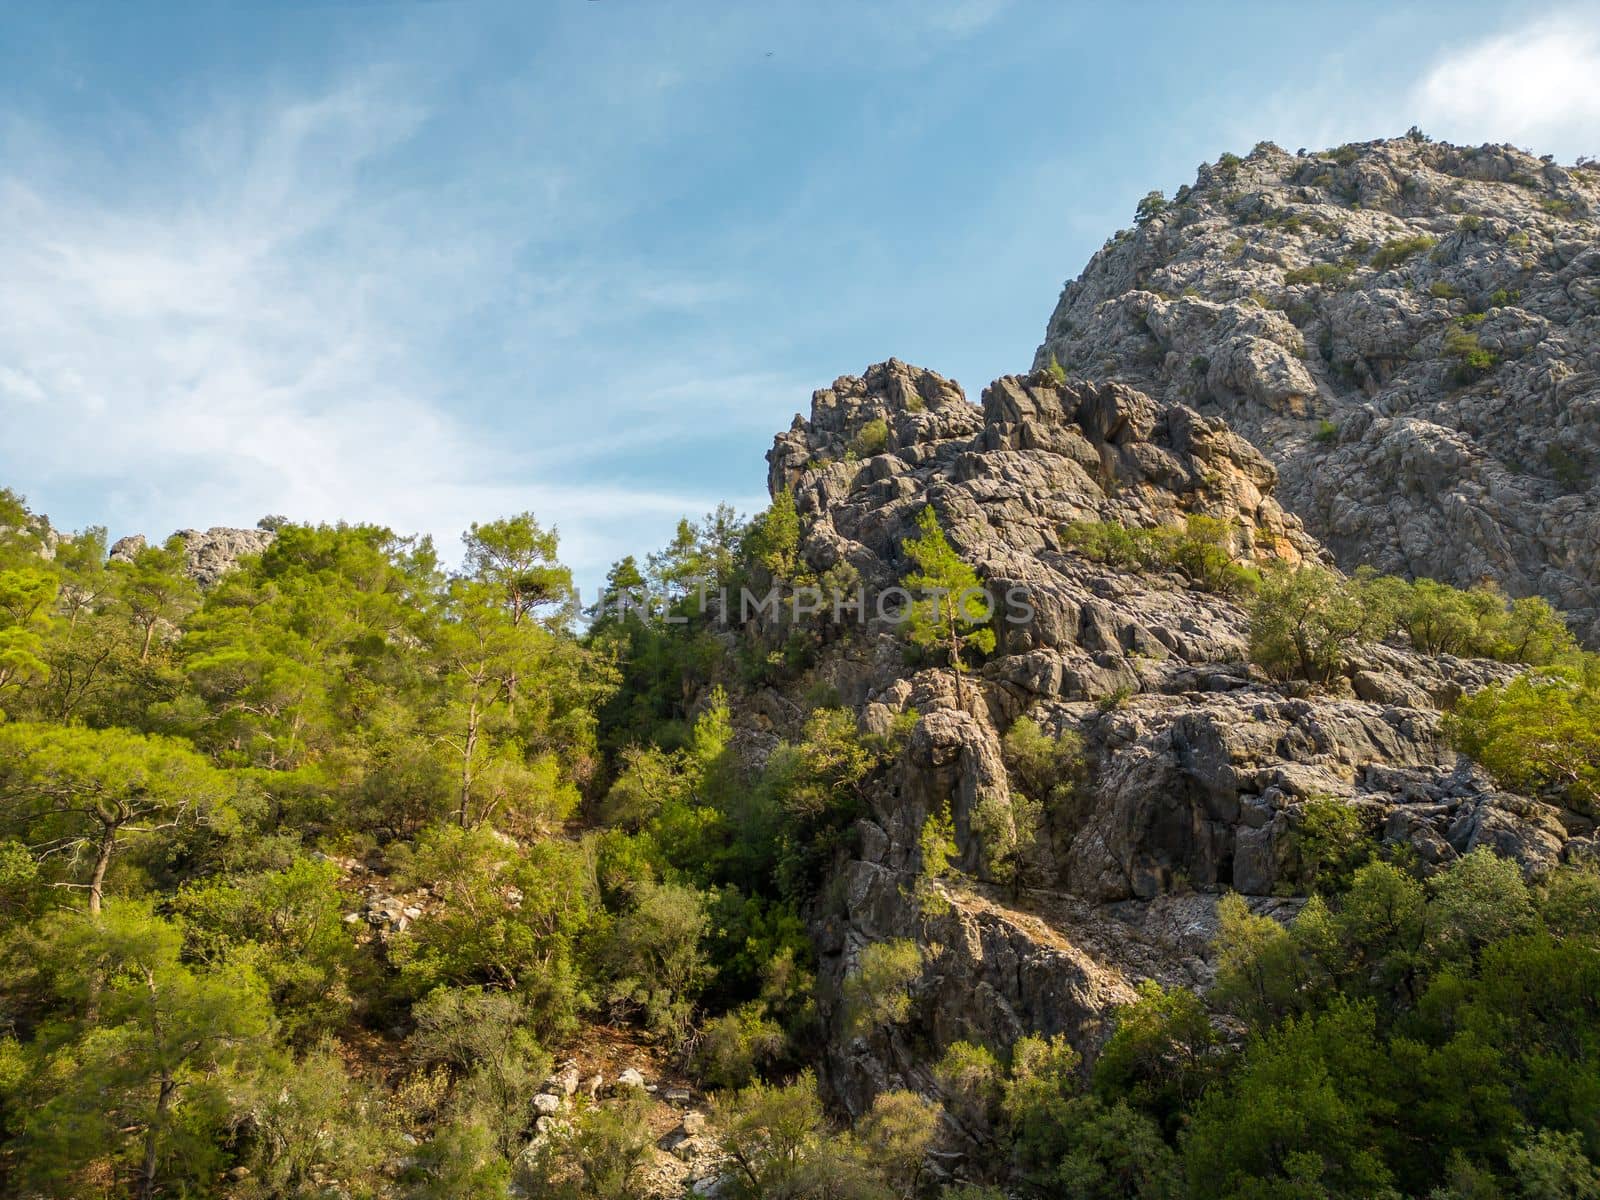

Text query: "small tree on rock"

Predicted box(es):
[901, 506, 995, 706]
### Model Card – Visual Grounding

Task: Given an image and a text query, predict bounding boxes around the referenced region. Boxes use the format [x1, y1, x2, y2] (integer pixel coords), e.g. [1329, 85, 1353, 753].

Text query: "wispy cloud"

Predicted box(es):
[0, 58, 764, 584]
[1411, 11, 1600, 157]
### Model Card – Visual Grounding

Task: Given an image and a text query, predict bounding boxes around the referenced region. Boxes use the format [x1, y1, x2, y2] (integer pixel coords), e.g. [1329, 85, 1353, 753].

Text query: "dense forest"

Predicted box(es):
[1, 481, 1598, 1200]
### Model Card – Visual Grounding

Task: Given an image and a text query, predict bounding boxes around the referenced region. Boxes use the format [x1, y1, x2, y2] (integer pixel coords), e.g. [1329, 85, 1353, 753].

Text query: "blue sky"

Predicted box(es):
[2, 0, 1598, 599]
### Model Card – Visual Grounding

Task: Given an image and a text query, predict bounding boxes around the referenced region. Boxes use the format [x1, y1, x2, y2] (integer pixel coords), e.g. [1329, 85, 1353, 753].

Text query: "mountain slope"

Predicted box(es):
[757, 360, 1587, 1122]
[1032, 135, 1600, 641]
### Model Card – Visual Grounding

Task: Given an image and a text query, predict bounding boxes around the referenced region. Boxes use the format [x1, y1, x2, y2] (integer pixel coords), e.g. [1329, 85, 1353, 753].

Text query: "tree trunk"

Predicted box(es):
[456, 698, 480, 828]
[139, 620, 156, 664]
[947, 608, 966, 707]
[88, 822, 117, 916]
[134, 1077, 176, 1200]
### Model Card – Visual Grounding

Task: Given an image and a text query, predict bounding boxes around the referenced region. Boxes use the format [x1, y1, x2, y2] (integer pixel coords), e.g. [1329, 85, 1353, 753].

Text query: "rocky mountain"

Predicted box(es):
[1031, 135, 1600, 642]
[759, 359, 1590, 1123]
[109, 525, 274, 584]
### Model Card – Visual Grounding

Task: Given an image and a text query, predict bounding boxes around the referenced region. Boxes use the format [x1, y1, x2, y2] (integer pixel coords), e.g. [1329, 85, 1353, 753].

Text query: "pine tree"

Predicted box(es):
[901, 506, 995, 706]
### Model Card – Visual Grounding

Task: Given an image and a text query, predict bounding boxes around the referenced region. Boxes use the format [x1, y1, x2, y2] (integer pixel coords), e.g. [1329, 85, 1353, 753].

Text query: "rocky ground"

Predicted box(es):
[1030, 135, 1600, 642]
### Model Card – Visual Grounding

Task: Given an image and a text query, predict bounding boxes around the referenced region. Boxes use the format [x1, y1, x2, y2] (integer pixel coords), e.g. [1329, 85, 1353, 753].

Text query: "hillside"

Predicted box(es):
[3, 150, 1600, 1199]
[1033, 135, 1600, 642]
[757, 361, 1590, 1131]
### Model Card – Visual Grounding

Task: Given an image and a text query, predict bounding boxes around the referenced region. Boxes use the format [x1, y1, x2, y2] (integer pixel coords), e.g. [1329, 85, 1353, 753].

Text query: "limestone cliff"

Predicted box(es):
[1031, 136, 1600, 642]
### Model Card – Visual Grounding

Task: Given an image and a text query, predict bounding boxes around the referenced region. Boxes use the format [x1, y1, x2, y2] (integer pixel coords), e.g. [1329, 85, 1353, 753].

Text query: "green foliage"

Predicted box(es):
[231, 1046, 398, 1200]
[694, 1000, 787, 1090]
[843, 939, 921, 1039]
[1371, 234, 1436, 269]
[1046, 354, 1068, 384]
[0, 722, 235, 914]
[463, 510, 574, 626]
[1094, 982, 1219, 1135]
[1448, 665, 1600, 815]
[172, 854, 357, 1040]
[745, 490, 801, 581]
[389, 825, 592, 1035]
[710, 1071, 901, 1200]
[902, 507, 996, 700]
[1135, 190, 1169, 225]
[1360, 574, 1577, 665]
[918, 801, 959, 883]
[851, 417, 891, 457]
[0, 566, 58, 706]
[971, 786, 1042, 891]
[519, 1091, 655, 1200]
[1548, 444, 1587, 491]
[1294, 797, 1371, 893]
[1061, 515, 1255, 595]
[409, 985, 550, 1156]
[1445, 327, 1499, 383]
[1002, 1033, 1181, 1199]
[1284, 261, 1356, 287]
[1247, 563, 1383, 683]
[4, 903, 273, 1198]
[598, 879, 709, 1041]
[1211, 892, 1307, 1026]
[935, 1040, 1003, 1131]
[1185, 1000, 1398, 1199]
[112, 536, 199, 664]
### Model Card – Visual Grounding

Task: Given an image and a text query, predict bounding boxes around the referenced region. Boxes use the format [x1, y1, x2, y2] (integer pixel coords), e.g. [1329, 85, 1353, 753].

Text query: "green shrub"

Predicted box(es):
[1447, 664, 1600, 816]
[1294, 798, 1372, 893]
[850, 417, 889, 457]
[1313, 419, 1338, 445]
[842, 939, 921, 1038]
[1061, 516, 1255, 595]
[1247, 563, 1384, 684]
[693, 1001, 786, 1090]
[1370, 234, 1436, 270]
[1457, 214, 1483, 232]
[971, 787, 1043, 891]
[1444, 327, 1498, 383]
[1284, 261, 1355, 287]
[1358, 573, 1576, 665]
[935, 1040, 1003, 1130]
[1094, 980, 1219, 1135]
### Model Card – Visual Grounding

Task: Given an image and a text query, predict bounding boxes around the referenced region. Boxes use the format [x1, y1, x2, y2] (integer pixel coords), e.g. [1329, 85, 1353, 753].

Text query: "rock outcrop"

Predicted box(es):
[109, 525, 274, 585]
[758, 359, 1593, 1121]
[1030, 136, 1600, 642]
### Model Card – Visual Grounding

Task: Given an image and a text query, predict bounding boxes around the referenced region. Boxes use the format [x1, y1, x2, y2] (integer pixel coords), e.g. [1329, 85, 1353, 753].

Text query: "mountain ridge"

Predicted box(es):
[1032, 133, 1600, 642]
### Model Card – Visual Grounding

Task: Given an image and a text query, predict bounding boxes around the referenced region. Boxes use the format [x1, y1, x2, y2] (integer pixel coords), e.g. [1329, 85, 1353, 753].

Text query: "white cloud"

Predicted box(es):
[1411, 11, 1600, 158]
[0, 65, 761, 588]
